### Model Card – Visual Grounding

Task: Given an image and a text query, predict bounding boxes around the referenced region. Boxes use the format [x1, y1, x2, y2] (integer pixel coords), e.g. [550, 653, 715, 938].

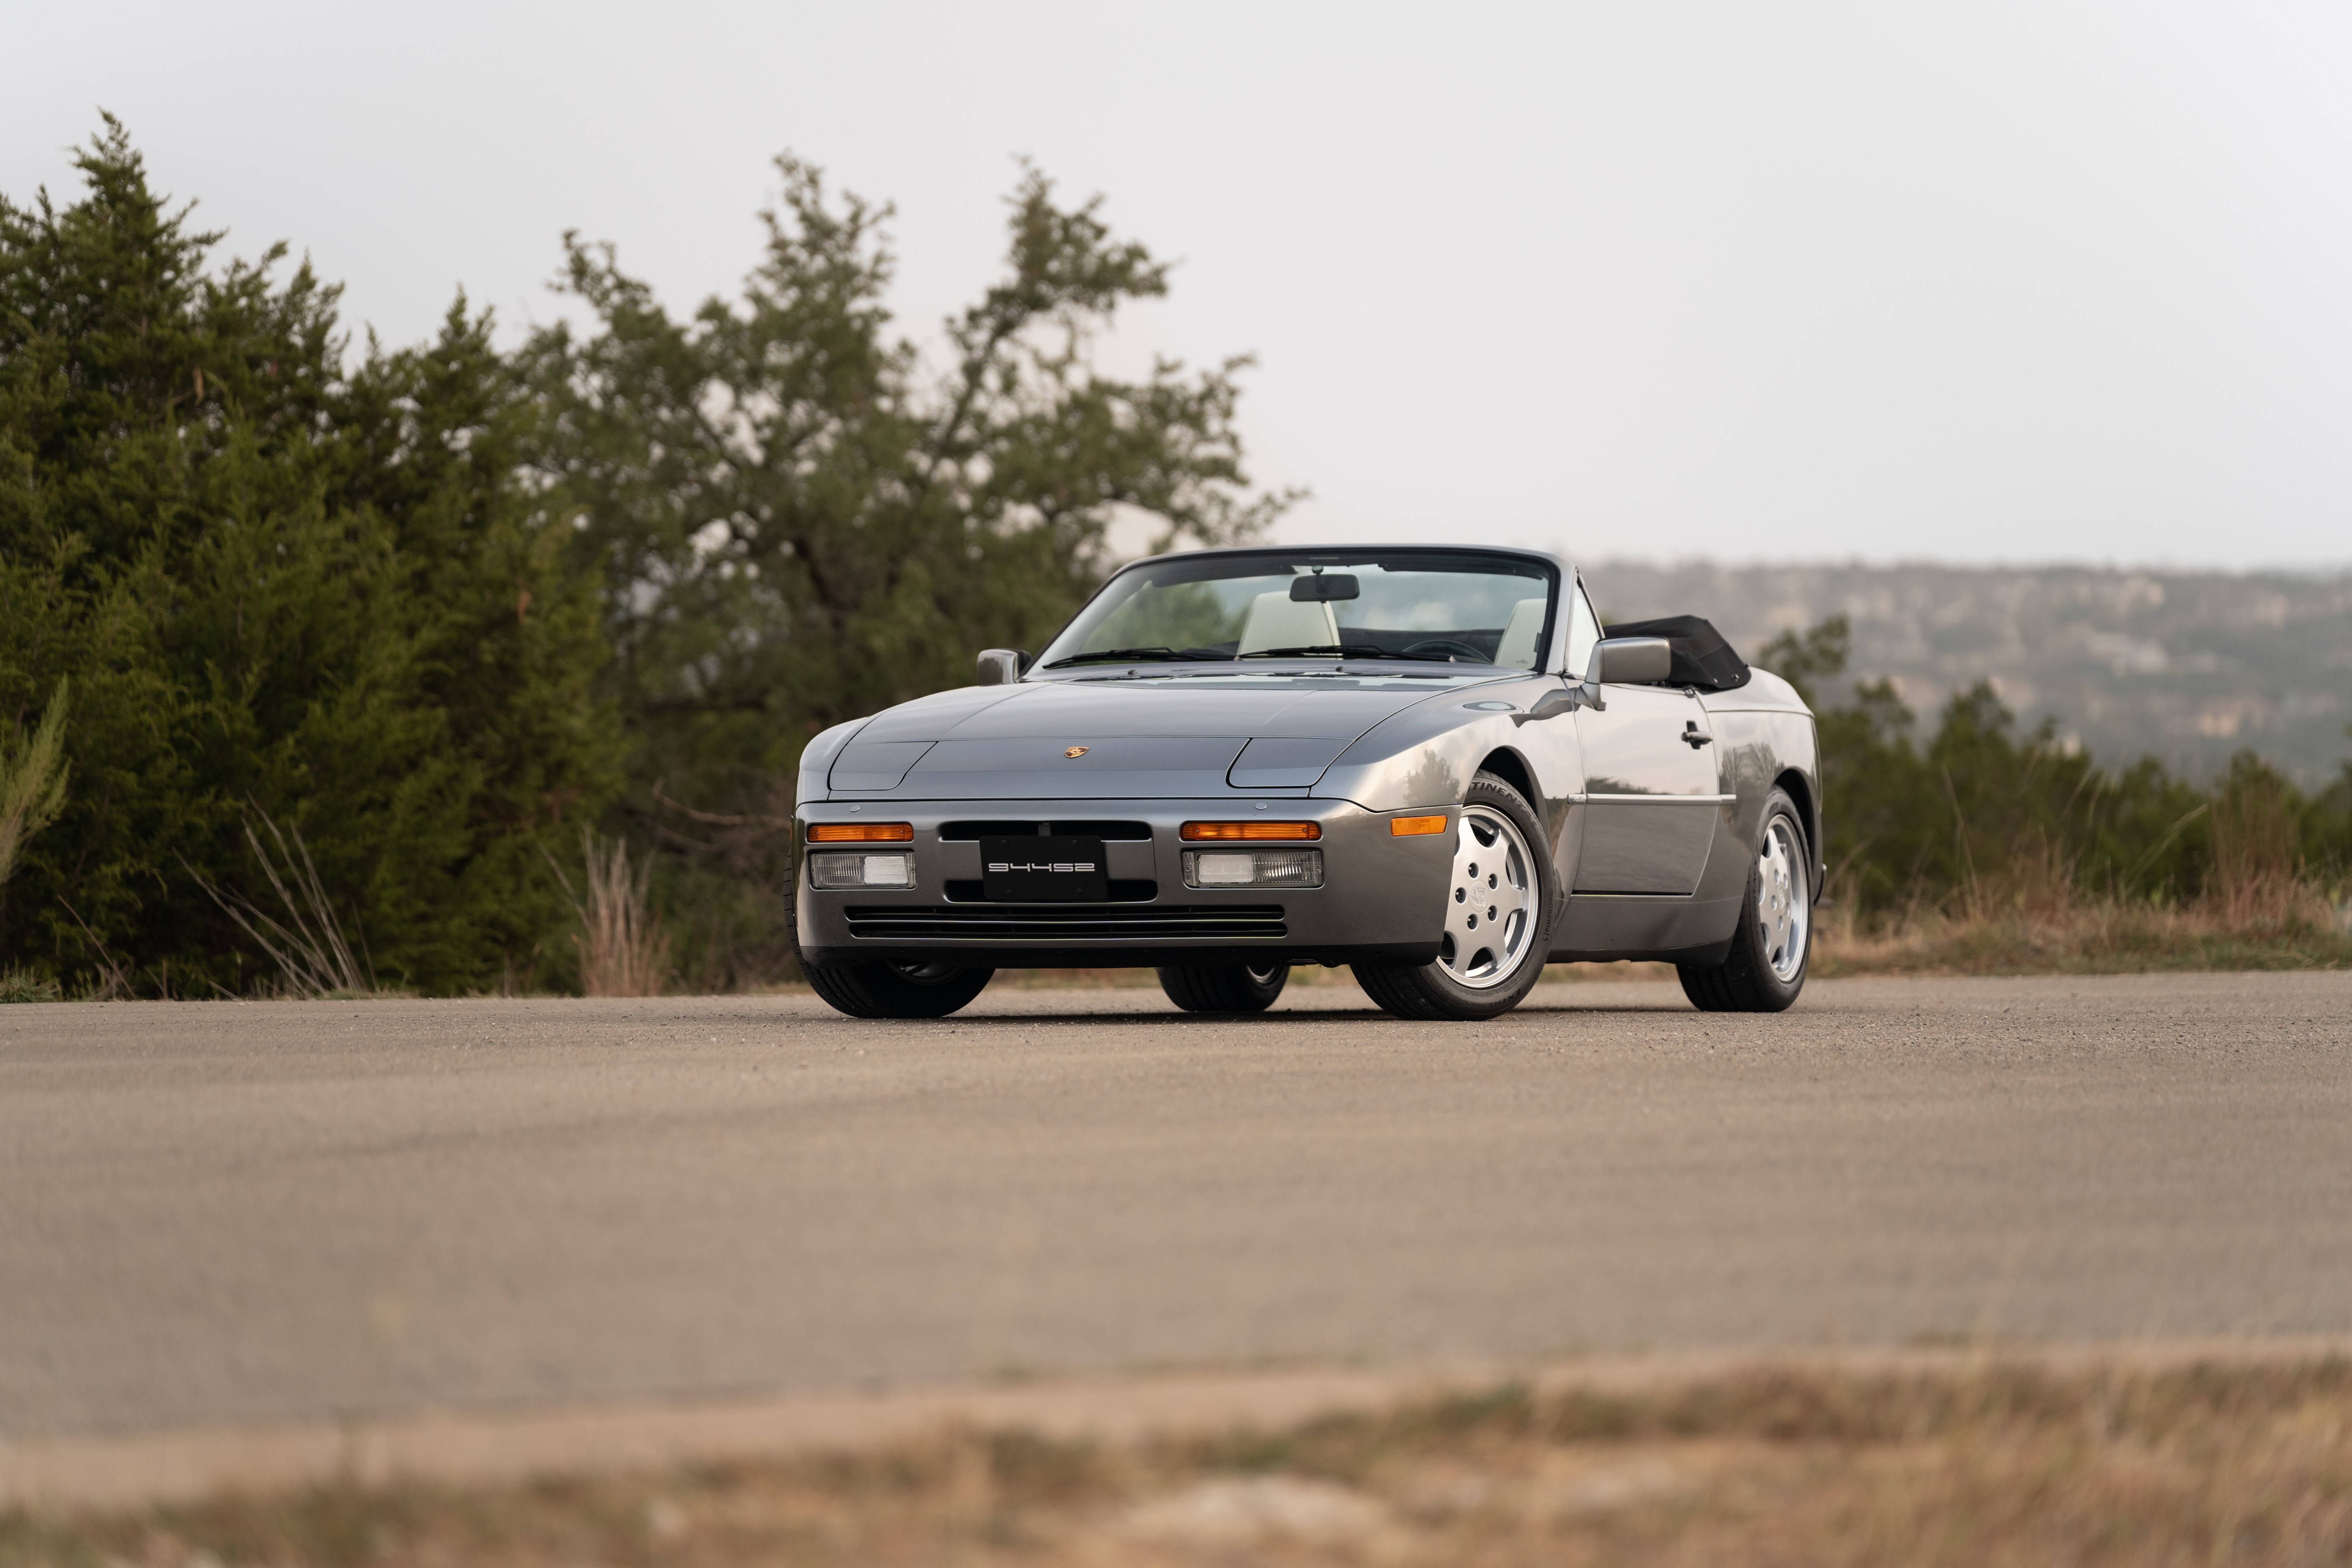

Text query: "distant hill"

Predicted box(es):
[1583, 561, 2352, 787]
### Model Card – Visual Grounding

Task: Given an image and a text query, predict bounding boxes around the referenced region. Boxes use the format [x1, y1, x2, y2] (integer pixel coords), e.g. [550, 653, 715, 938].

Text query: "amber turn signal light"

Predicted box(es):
[807, 822, 914, 842]
[1389, 814, 1448, 836]
[1181, 820, 1321, 841]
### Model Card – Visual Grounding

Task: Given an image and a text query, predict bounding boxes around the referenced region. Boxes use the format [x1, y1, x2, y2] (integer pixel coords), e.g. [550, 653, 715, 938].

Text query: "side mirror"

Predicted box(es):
[1588, 636, 1672, 686]
[976, 648, 1030, 686]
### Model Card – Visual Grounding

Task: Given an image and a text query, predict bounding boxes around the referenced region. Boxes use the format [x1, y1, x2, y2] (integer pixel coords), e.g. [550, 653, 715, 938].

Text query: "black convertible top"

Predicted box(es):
[1601, 615, 1752, 691]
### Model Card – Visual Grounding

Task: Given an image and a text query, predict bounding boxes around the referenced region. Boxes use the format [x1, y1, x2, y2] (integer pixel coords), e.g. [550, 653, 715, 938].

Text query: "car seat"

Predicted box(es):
[1494, 597, 1548, 668]
[1235, 591, 1341, 655]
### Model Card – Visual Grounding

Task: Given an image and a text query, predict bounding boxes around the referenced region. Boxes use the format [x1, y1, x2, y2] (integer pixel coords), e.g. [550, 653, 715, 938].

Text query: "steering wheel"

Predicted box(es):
[1401, 638, 1490, 660]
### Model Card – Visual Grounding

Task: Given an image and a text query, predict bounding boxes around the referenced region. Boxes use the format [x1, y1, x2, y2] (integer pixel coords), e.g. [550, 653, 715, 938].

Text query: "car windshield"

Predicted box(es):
[1039, 552, 1557, 671]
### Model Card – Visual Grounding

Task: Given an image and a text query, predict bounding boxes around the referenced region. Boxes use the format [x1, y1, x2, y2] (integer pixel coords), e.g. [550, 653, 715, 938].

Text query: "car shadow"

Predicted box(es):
[914, 997, 1698, 1025]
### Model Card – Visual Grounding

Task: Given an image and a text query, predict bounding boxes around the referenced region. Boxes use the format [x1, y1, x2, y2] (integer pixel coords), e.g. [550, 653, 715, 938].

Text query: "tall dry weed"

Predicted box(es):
[1953, 828, 2081, 925]
[0, 676, 70, 890]
[2206, 764, 2310, 931]
[186, 810, 374, 998]
[552, 829, 671, 997]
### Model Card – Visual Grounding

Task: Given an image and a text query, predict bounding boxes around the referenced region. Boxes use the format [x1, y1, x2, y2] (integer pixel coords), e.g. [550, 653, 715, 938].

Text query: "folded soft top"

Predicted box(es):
[1599, 615, 1752, 691]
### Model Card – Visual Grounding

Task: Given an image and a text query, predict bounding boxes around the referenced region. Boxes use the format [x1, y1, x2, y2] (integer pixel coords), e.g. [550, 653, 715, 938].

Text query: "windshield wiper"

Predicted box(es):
[1238, 644, 1457, 662]
[1046, 646, 1230, 668]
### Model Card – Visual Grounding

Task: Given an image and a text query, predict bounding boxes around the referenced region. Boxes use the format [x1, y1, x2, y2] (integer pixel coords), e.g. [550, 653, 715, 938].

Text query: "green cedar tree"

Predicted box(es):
[0, 119, 619, 994]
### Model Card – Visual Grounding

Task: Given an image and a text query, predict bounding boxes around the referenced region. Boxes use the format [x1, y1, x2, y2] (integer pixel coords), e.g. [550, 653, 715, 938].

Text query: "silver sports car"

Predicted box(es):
[792, 546, 1820, 1020]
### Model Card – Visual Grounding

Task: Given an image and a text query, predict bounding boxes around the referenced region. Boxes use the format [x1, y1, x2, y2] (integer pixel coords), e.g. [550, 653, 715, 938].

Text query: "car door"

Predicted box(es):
[1564, 583, 1724, 894]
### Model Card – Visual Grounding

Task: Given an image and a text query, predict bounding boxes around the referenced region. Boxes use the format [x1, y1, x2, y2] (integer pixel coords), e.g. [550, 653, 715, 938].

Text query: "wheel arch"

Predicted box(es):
[1771, 766, 1822, 891]
[1474, 746, 1541, 821]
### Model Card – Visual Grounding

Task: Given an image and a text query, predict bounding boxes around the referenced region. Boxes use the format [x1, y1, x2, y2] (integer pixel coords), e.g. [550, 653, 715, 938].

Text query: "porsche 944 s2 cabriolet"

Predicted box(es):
[791, 546, 1821, 1020]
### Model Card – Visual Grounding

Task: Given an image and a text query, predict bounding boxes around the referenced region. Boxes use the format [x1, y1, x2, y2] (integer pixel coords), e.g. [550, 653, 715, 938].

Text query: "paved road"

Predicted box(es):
[4, 973, 2349, 1439]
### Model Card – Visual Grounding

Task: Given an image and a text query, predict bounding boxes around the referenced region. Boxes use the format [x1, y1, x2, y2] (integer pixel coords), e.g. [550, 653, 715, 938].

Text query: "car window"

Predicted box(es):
[1565, 580, 1602, 679]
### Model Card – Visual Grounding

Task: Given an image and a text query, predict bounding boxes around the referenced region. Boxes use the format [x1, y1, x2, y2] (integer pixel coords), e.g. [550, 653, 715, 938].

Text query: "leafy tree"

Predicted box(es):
[0, 120, 618, 994]
[1759, 616, 2345, 918]
[332, 303, 622, 985]
[524, 157, 1294, 983]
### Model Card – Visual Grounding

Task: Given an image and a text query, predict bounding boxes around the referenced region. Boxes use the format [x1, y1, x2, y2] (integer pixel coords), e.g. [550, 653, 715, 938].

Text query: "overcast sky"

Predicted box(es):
[8, 2, 2351, 569]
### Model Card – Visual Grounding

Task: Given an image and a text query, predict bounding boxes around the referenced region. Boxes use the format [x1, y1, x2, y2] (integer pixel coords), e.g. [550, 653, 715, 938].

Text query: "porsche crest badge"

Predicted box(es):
[1064, 746, 1089, 759]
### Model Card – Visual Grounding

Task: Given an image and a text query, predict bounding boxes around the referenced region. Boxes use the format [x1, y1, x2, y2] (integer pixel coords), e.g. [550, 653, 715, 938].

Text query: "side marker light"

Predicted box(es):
[1390, 814, 1448, 836]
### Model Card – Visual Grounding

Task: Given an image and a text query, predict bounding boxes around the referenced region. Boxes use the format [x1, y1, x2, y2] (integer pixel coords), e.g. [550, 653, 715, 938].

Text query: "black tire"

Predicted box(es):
[1351, 771, 1558, 1022]
[804, 960, 995, 1019]
[1677, 788, 1810, 1013]
[1156, 963, 1290, 1014]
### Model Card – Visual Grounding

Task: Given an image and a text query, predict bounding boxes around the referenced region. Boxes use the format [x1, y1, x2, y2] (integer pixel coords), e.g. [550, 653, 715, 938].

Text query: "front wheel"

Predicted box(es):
[1157, 963, 1290, 1014]
[805, 960, 995, 1019]
[1677, 789, 1810, 1013]
[1351, 771, 1556, 1021]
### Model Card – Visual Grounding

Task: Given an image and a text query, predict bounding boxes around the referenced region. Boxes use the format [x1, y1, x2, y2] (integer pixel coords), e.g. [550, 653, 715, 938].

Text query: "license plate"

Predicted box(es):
[980, 835, 1109, 902]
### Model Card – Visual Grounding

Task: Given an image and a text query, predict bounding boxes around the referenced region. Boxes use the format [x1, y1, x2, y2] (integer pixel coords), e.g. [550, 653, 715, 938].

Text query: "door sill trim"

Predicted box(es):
[1573, 793, 1734, 805]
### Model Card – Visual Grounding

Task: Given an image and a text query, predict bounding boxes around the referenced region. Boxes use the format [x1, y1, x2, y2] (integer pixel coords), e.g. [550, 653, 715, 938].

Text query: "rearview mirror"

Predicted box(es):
[1589, 636, 1672, 686]
[1289, 573, 1360, 602]
[976, 648, 1029, 686]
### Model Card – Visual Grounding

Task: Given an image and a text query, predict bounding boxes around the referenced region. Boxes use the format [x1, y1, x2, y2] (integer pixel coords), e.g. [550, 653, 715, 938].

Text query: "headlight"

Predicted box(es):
[1183, 849, 1323, 888]
[809, 851, 914, 889]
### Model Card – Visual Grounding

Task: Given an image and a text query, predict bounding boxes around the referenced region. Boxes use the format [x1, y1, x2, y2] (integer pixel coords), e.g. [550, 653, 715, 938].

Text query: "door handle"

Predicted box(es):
[1681, 720, 1713, 749]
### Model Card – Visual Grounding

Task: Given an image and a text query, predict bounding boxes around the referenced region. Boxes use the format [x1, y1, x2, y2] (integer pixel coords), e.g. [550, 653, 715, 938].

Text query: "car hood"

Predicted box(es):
[826, 678, 1462, 797]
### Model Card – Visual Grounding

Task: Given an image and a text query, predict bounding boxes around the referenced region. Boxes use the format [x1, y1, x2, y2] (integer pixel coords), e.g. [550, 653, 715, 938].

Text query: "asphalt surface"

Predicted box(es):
[4, 972, 2349, 1440]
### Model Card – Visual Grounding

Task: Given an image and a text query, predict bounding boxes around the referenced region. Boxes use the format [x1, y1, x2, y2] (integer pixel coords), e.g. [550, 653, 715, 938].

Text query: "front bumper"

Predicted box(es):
[792, 797, 1455, 969]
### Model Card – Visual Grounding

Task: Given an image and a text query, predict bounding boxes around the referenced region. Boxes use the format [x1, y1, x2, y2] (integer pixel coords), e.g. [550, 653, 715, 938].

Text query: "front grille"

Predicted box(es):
[845, 904, 1286, 941]
[937, 819, 1154, 841]
[945, 879, 1158, 903]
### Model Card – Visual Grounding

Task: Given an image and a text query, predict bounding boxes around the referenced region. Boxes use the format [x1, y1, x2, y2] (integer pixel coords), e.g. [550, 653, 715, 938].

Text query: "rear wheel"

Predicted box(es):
[1352, 771, 1555, 1021]
[1678, 790, 1809, 1013]
[1157, 963, 1290, 1014]
[805, 960, 995, 1019]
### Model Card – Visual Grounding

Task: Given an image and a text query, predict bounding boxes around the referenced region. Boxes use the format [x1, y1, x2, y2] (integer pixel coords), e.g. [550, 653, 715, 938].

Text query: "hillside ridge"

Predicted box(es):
[1583, 559, 2352, 785]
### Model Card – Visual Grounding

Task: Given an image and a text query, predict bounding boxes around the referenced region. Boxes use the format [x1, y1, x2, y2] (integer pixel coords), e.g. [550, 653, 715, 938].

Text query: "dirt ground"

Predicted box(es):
[11, 1357, 2352, 1567]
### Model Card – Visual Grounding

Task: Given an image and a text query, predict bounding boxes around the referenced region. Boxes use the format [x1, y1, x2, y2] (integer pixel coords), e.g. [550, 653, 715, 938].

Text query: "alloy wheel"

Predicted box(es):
[1756, 813, 1809, 981]
[1438, 805, 1536, 989]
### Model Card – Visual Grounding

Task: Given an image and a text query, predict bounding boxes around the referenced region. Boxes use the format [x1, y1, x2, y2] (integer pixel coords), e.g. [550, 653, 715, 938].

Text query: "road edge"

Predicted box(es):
[11, 1335, 2352, 1512]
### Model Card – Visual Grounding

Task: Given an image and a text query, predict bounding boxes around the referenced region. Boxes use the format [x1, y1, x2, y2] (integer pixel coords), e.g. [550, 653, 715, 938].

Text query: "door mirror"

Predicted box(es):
[1588, 636, 1672, 686]
[976, 648, 1030, 686]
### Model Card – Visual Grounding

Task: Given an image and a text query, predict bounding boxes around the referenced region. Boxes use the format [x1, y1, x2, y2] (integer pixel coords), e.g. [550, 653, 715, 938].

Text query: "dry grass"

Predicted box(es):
[1814, 873, 2352, 978]
[185, 812, 377, 999]
[11, 1359, 2352, 1566]
[0, 966, 63, 1003]
[1817, 777, 2352, 976]
[1814, 905, 2352, 977]
[549, 831, 673, 998]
